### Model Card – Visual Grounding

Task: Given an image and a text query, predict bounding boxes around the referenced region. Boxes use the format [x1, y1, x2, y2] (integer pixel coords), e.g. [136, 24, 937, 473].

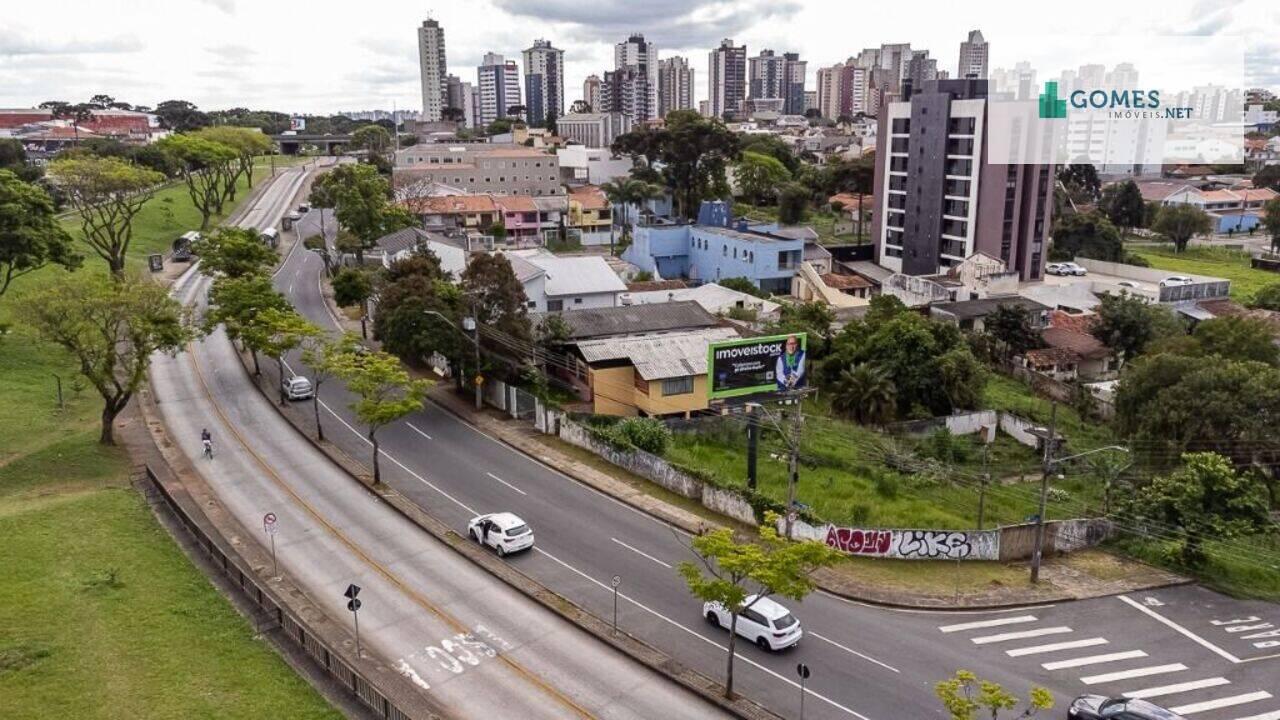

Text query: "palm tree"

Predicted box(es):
[831, 363, 896, 425]
[600, 178, 665, 255]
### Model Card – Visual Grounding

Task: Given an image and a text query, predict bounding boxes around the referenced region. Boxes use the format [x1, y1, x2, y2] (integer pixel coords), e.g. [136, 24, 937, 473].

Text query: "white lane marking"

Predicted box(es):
[486, 472, 527, 496]
[1171, 692, 1271, 715]
[1233, 709, 1280, 720]
[1118, 595, 1242, 664]
[1042, 650, 1148, 670]
[1083, 663, 1187, 685]
[972, 627, 1072, 645]
[1007, 638, 1109, 657]
[405, 422, 433, 441]
[1122, 676, 1227, 697]
[287, 282, 294, 294]
[531, 547, 876, 719]
[610, 537, 672, 568]
[809, 632, 900, 674]
[939, 615, 1037, 633]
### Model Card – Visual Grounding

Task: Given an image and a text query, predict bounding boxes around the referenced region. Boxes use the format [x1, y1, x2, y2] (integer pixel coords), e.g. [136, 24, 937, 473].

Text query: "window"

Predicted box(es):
[527, 300, 537, 308]
[945, 159, 972, 176]
[891, 137, 909, 153]
[889, 157, 909, 172]
[889, 175, 907, 191]
[661, 376, 693, 396]
[574, 297, 583, 304]
[547, 299, 564, 311]
[946, 138, 974, 156]
[948, 117, 975, 134]
[891, 118, 910, 133]
[945, 179, 970, 196]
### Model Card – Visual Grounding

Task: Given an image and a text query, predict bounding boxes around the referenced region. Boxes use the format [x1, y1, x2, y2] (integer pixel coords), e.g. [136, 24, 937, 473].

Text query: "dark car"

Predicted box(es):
[1068, 695, 1186, 720]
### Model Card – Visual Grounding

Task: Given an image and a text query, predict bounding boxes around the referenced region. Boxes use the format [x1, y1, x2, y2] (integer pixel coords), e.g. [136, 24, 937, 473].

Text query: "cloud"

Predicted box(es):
[491, 0, 800, 50]
[196, 0, 235, 12]
[206, 43, 255, 61]
[0, 30, 142, 56]
[349, 65, 418, 86]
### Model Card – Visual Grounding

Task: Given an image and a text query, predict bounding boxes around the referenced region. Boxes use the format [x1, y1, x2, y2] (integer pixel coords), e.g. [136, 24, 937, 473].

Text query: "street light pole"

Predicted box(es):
[1030, 402, 1058, 584]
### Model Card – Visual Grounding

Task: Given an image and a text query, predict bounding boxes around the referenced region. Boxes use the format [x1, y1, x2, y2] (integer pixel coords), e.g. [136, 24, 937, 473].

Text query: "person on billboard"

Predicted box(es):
[775, 334, 806, 390]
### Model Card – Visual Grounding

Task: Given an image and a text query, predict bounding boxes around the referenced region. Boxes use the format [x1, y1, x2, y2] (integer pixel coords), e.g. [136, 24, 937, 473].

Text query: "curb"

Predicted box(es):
[232, 347, 781, 720]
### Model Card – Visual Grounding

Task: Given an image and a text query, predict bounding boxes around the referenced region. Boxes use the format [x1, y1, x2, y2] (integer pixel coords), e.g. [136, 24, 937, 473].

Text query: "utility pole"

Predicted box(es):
[746, 404, 760, 490]
[465, 295, 482, 411]
[1030, 402, 1058, 584]
[977, 441, 989, 530]
[783, 389, 811, 539]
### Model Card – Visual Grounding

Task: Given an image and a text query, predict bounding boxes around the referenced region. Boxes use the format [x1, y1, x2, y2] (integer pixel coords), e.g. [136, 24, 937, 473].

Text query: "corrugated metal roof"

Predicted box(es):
[576, 327, 740, 380]
[523, 255, 627, 297]
[553, 300, 720, 339]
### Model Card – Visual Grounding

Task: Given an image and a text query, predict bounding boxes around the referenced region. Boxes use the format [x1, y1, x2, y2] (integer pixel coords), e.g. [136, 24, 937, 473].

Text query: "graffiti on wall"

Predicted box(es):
[822, 526, 999, 560]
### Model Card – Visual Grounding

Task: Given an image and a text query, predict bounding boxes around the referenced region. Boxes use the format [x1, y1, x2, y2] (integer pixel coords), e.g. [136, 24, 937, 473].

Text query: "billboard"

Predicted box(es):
[290, 116, 306, 131]
[707, 333, 807, 399]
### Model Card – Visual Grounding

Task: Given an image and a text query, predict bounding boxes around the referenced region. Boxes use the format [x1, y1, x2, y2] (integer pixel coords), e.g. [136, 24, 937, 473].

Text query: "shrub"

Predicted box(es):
[922, 428, 971, 464]
[872, 469, 900, 499]
[614, 416, 671, 455]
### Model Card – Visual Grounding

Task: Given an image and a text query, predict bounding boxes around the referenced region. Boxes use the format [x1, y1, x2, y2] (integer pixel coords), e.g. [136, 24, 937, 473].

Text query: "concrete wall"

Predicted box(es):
[558, 419, 703, 498]
[701, 485, 758, 526]
[793, 517, 1111, 562]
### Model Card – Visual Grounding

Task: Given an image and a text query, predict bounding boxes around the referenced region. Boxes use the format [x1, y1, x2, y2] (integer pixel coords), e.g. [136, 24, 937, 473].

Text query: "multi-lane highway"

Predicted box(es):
[154, 166, 735, 719]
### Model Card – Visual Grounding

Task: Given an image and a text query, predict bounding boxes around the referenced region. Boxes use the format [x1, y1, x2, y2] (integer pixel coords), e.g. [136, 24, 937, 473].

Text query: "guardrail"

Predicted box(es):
[141, 465, 420, 720]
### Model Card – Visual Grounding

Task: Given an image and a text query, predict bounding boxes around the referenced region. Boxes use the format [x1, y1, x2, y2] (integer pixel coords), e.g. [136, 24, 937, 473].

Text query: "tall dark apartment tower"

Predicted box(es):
[871, 79, 1054, 281]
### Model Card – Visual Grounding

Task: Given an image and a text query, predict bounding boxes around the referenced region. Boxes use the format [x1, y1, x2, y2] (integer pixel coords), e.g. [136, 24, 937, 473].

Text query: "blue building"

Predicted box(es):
[624, 201, 804, 294]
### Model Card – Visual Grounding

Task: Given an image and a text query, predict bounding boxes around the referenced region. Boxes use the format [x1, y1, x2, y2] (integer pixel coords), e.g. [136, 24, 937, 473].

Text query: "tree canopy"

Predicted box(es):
[1049, 211, 1123, 262]
[48, 155, 165, 277]
[331, 348, 427, 483]
[1152, 204, 1212, 252]
[191, 226, 276, 279]
[1090, 292, 1183, 361]
[612, 110, 739, 219]
[1099, 180, 1146, 234]
[312, 163, 414, 263]
[0, 170, 80, 298]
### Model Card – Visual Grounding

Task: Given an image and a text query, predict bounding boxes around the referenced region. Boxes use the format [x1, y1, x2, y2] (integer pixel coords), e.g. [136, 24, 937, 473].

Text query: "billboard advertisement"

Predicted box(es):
[290, 116, 306, 131]
[707, 333, 807, 399]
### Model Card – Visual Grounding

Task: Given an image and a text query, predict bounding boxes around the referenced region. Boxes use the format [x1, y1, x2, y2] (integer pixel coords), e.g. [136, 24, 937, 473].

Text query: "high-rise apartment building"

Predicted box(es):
[600, 34, 659, 123]
[582, 74, 602, 112]
[748, 50, 807, 115]
[871, 79, 1054, 281]
[522, 39, 564, 126]
[708, 38, 747, 119]
[658, 56, 695, 117]
[445, 75, 477, 128]
[907, 51, 938, 90]
[957, 30, 988, 79]
[418, 19, 447, 121]
[816, 60, 872, 120]
[476, 52, 521, 128]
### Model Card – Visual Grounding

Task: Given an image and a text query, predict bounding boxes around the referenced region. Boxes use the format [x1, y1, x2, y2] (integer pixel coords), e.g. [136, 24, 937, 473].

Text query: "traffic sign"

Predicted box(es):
[474, 374, 484, 386]
[611, 575, 621, 588]
[263, 512, 278, 535]
[796, 662, 810, 680]
[344, 583, 361, 599]
[347, 598, 362, 612]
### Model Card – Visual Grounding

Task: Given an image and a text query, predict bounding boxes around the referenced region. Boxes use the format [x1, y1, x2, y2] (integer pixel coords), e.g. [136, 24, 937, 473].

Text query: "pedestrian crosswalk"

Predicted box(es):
[936, 609, 1278, 720]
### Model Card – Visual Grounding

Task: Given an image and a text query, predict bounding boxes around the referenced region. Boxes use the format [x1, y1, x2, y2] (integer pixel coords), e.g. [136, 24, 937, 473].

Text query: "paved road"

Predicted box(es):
[156, 168, 734, 720]
[277, 209, 1280, 719]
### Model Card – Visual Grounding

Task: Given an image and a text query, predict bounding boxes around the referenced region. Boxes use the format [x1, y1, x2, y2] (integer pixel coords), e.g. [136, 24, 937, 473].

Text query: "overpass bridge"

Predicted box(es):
[270, 133, 353, 154]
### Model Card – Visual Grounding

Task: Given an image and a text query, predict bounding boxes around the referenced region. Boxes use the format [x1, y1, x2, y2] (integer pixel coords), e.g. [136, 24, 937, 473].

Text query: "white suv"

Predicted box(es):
[1047, 262, 1087, 276]
[282, 375, 314, 400]
[704, 595, 803, 651]
[468, 512, 534, 556]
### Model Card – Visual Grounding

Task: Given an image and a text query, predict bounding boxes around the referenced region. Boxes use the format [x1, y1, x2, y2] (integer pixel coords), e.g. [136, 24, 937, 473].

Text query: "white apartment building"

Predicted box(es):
[522, 39, 564, 127]
[957, 30, 988, 79]
[418, 19, 447, 121]
[477, 53, 521, 128]
[658, 56, 695, 117]
[708, 38, 747, 119]
[601, 34, 659, 123]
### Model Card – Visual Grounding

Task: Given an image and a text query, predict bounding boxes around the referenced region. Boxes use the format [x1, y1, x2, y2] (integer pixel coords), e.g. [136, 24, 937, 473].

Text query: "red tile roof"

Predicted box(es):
[1049, 309, 1098, 334]
[493, 195, 538, 212]
[821, 273, 872, 290]
[402, 194, 497, 214]
[1025, 347, 1081, 369]
[626, 279, 687, 292]
[570, 186, 609, 210]
[1041, 327, 1110, 361]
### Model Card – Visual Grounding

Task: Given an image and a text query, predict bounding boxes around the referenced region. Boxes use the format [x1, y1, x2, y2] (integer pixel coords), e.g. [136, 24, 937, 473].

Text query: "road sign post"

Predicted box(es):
[263, 513, 278, 577]
[611, 575, 621, 635]
[796, 663, 811, 719]
[345, 583, 362, 657]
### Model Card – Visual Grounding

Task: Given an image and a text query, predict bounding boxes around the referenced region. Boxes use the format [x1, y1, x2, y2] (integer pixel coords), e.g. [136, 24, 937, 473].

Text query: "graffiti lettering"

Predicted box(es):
[825, 527, 893, 555]
[898, 531, 973, 559]
[822, 526, 998, 560]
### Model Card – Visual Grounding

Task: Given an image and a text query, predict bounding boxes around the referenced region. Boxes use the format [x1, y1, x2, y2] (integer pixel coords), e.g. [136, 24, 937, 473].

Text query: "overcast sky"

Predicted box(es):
[2, 0, 1276, 116]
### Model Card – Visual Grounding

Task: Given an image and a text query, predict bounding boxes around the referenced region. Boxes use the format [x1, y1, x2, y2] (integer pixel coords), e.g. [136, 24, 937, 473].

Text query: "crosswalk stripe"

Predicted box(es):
[1123, 677, 1230, 699]
[972, 626, 1072, 645]
[1081, 664, 1187, 685]
[1172, 692, 1272, 715]
[1007, 638, 1108, 657]
[1231, 709, 1280, 720]
[939, 615, 1038, 633]
[1042, 650, 1147, 670]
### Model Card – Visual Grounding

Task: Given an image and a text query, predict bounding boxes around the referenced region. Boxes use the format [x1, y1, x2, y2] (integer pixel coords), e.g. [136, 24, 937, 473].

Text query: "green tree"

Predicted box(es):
[160, 134, 239, 230]
[351, 125, 393, 155]
[830, 363, 896, 424]
[1049, 211, 1123, 262]
[612, 110, 739, 219]
[1250, 282, 1280, 311]
[462, 252, 532, 352]
[1189, 316, 1279, 366]
[153, 99, 210, 131]
[738, 134, 799, 174]
[299, 332, 358, 441]
[771, 301, 835, 357]
[1126, 452, 1271, 567]
[935, 670, 1053, 720]
[1152, 204, 1212, 252]
[251, 307, 320, 404]
[0, 170, 81, 298]
[1099, 180, 1145, 235]
[332, 267, 374, 308]
[312, 163, 414, 264]
[734, 151, 791, 205]
[331, 349, 428, 483]
[48, 155, 166, 278]
[1252, 164, 1280, 192]
[983, 304, 1044, 362]
[1091, 291, 1182, 362]
[717, 276, 769, 299]
[42, 101, 95, 145]
[192, 126, 272, 192]
[600, 177, 665, 235]
[191, 226, 276, 278]
[1262, 197, 1280, 254]
[0, 139, 43, 182]
[206, 275, 290, 375]
[1057, 163, 1101, 204]
[677, 513, 841, 697]
[776, 182, 810, 224]
[16, 274, 193, 444]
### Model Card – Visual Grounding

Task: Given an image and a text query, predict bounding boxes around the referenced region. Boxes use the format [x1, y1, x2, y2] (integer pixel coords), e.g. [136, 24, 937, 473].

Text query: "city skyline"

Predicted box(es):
[3, 0, 1276, 115]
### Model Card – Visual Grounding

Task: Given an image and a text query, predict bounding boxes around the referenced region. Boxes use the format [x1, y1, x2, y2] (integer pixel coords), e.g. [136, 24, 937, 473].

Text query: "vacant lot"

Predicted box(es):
[1132, 245, 1279, 302]
[0, 161, 340, 719]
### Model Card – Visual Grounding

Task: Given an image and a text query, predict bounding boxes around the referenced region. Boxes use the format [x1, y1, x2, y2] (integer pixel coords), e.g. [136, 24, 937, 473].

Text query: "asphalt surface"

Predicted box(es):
[155, 166, 733, 720]
[279, 175, 1279, 720]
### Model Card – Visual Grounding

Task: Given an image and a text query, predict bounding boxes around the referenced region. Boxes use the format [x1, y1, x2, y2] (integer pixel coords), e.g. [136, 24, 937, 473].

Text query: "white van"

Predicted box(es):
[260, 227, 280, 248]
[704, 595, 803, 651]
[281, 375, 314, 401]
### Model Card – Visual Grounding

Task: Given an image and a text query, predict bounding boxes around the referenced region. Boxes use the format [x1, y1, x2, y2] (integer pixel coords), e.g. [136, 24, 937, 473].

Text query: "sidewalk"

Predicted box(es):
[426, 386, 1190, 610]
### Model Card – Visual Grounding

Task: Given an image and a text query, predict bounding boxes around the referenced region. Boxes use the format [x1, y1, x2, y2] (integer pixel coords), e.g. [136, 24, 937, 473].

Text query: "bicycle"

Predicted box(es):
[202, 439, 214, 460]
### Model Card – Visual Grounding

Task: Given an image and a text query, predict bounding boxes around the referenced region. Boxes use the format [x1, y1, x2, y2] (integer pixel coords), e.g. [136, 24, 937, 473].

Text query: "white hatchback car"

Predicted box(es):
[468, 512, 534, 556]
[1160, 275, 1194, 287]
[704, 595, 802, 651]
[282, 375, 314, 400]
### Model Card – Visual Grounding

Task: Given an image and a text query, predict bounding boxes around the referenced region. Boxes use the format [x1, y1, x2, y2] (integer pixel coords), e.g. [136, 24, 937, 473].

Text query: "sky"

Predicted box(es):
[1, 0, 1277, 116]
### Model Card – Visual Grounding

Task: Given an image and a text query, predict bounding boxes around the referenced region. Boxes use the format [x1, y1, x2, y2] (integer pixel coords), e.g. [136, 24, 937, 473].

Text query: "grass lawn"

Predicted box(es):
[1131, 245, 1280, 303]
[733, 202, 871, 246]
[0, 164, 340, 718]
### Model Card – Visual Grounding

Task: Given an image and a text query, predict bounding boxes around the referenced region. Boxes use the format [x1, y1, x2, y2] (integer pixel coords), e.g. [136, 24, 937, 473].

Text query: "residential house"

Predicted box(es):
[1023, 328, 1114, 381]
[557, 146, 633, 186]
[1161, 185, 1279, 233]
[621, 282, 782, 319]
[514, 250, 627, 311]
[566, 186, 614, 246]
[929, 296, 1050, 332]
[493, 195, 543, 243]
[403, 194, 501, 236]
[374, 227, 468, 279]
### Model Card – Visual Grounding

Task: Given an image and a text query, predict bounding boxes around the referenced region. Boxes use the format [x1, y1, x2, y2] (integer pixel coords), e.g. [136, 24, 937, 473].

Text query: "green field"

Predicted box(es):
[1132, 245, 1280, 303]
[0, 163, 340, 718]
[733, 202, 869, 245]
